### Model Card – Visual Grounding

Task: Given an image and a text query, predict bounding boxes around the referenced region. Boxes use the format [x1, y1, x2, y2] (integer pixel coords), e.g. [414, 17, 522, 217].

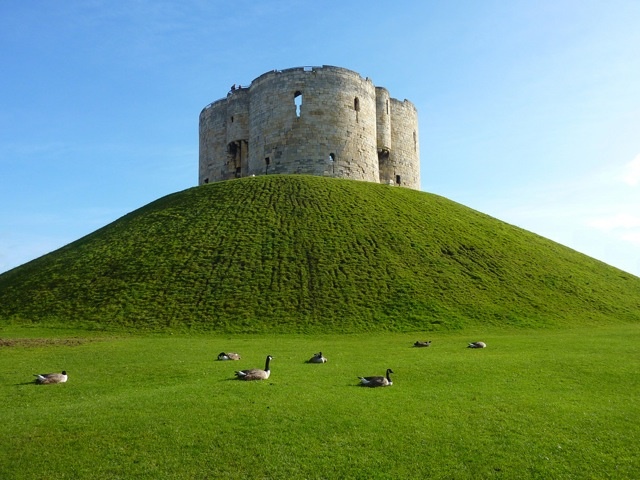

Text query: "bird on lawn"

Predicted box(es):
[307, 352, 328, 363]
[218, 352, 241, 361]
[358, 369, 394, 387]
[234, 355, 273, 381]
[34, 371, 68, 384]
[467, 341, 487, 348]
[413, 340, 432, 347]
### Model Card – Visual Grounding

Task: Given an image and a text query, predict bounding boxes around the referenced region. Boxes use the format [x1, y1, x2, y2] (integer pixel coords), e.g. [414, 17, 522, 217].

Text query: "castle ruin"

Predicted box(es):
[199, 66, 420, 189]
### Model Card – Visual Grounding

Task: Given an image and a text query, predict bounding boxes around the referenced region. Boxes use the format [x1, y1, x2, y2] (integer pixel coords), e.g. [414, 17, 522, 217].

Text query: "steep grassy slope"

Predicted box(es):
[0, 175, 638, 332]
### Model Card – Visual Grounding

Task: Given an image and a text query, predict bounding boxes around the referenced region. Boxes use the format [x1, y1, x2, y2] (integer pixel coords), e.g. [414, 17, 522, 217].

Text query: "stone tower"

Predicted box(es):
[199, 66, 420, 189]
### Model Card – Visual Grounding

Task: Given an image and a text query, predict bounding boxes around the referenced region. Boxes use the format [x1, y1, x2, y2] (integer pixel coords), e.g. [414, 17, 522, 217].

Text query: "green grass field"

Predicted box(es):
[2, 325, 638, 479]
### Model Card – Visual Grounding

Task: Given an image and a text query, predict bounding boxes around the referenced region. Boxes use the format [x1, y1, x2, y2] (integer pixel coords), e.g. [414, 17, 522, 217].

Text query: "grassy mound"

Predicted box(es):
[0, 175, 638, 332]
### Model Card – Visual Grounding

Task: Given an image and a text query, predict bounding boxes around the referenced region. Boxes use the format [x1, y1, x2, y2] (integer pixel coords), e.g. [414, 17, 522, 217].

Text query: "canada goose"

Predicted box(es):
[307, 352, 327, 363]
[468, 341, 487, 349]
[413, 340, 432, 347]
[358, 369, 394, 387]
[34, 371, 68, 384]
[218, 352, 241, 361]
[235, 355, 273, 381]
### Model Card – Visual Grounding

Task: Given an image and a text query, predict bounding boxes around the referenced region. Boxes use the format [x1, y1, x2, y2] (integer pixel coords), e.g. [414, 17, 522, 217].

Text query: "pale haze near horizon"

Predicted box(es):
[1, 1, 639, 276]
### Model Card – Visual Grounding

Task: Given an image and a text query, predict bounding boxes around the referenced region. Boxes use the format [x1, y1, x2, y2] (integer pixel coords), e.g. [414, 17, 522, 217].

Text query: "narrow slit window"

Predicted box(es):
[294, 91, 302, 117]
[354, 97, 360, 112]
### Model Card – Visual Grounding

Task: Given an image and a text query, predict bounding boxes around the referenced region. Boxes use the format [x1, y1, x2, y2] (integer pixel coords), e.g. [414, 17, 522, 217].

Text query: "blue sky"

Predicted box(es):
[1, 0, 639, 276]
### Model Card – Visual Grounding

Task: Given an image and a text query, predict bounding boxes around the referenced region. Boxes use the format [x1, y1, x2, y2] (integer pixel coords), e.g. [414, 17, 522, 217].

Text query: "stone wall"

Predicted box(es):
[199, 66, 420, 189]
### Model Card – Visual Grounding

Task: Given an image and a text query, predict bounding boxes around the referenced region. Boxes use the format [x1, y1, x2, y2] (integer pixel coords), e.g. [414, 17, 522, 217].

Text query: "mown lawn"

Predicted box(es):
[1, 325, 638, 479]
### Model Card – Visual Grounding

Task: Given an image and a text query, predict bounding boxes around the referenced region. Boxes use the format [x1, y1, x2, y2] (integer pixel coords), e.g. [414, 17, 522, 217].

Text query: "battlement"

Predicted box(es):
[199, 66, 419, 189]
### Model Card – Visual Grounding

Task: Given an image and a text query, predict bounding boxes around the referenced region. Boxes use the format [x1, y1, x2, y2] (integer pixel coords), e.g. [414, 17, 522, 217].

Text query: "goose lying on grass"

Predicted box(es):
[358, 369, 394, 387]
[34, 371, 67, 384]
[218, 352, 241, 361]
[307, 352, 328, 363]
[468, 341, 487, 348]
[235, 355, 273, 381]
[413, 340, 432, 347]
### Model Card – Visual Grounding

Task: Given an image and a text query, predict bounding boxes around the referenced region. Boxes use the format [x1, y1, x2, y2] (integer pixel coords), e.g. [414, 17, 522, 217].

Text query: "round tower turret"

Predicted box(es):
[199, 99, 227, 184]
[375, 87, 391, 153]
[388, 98, 420, 189]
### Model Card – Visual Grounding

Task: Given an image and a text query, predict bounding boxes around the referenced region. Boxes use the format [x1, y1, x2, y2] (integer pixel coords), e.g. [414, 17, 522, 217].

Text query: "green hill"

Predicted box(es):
[1, 175, 638, 332]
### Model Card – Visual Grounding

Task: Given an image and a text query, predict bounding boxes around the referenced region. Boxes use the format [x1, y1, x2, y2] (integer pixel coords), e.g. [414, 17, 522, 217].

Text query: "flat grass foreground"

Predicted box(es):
[1, 325, 638, 479]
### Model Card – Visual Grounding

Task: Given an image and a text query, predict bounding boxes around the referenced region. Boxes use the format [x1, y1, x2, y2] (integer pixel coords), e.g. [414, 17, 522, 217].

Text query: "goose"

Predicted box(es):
[413, 340, 432, 347]
[218, 352, 241, 361]
[358, 368, 394, 387]
[307, 352, 328, 363]
[235, 355, 273, 381]
[34, 371, 68, 384]
[468, 341, 487, 349]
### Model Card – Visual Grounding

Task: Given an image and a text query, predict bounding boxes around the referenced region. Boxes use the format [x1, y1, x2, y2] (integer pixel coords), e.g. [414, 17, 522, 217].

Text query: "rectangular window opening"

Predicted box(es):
[294, 92, 302, 118]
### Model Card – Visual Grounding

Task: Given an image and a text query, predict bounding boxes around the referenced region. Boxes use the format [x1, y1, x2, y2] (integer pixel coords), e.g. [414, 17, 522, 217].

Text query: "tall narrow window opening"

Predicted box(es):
[265, 157, 271, 174]
[294, 91, 302, 117]
[354, 97, 360, 112]
[396, 174, 401, 185]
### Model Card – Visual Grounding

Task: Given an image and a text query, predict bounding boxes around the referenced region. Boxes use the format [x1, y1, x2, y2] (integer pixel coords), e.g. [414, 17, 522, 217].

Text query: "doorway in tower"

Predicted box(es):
[377, 148, 393, 185]
[227, 140, 248, 179]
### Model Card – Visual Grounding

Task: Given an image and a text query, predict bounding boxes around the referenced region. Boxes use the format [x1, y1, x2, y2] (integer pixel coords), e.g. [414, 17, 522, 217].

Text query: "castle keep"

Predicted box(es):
[199, 66, 420, 189]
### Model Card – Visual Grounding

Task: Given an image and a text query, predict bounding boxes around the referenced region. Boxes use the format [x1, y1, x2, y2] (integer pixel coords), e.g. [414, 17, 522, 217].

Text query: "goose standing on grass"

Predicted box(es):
[358, 369, 394, 387]
[235, 355, 273, 381]
[218, 352, 241, 361]
[467, 341, 487, 349]
[34, 371, 67, 384]
[413, 341, 432, 348]
[307, 352, 328, 363]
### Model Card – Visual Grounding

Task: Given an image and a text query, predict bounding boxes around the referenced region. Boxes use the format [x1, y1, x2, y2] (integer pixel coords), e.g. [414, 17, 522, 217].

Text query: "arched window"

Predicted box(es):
[354, 97, 360, 112]
[294, 91, 302, 117]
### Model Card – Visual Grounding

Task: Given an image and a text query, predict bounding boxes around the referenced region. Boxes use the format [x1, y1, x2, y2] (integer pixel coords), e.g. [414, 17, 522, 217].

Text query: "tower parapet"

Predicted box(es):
[199, 66, 420, 189]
